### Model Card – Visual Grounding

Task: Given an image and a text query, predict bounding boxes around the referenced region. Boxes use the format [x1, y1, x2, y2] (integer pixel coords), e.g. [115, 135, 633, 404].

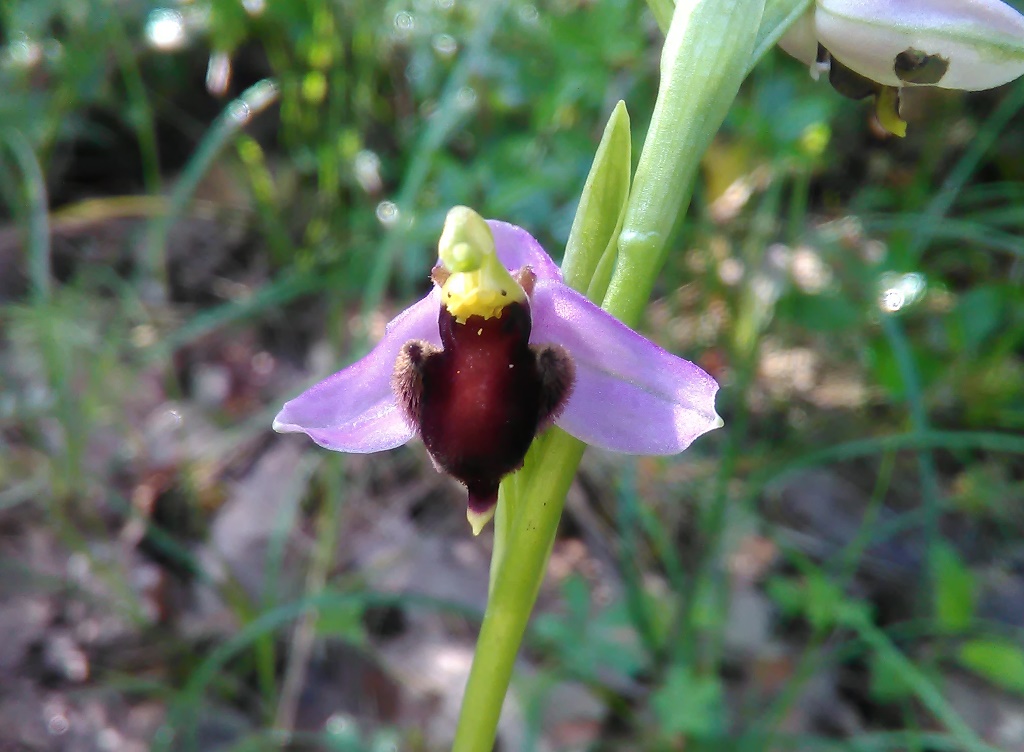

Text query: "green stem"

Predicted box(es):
[851, 616, 997, 752]
[451, 432, 584, 752]
[450, 0, 809, 747]
[604, 0, 766, 325]
[2, 129, 51, 304]
[109, 15, 162, 197]
[880, 314, 942, 610]
[140, 79, 278, 304]
[696, 179, 784, 669]
[488, 475, 518, 598]
[359, 0, 507, 317]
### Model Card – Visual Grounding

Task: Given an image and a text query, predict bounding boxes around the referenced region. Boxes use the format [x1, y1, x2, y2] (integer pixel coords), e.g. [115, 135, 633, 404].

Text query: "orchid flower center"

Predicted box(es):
[438, 206, 527, 324]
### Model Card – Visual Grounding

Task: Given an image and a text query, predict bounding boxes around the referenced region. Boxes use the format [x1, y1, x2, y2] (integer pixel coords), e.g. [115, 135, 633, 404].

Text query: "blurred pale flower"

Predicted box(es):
[274, 207, 721, 534]
[779, 0, 1024, 135]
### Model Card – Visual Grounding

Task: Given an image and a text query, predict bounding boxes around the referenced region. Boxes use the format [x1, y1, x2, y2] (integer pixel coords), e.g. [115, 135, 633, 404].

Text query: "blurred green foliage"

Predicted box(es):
[2, 0, 1024, 749]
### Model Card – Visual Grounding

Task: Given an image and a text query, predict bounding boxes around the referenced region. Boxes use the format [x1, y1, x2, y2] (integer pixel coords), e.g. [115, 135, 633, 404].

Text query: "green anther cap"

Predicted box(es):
[437, 206, 526, 323]
[439, 206, 493, 273]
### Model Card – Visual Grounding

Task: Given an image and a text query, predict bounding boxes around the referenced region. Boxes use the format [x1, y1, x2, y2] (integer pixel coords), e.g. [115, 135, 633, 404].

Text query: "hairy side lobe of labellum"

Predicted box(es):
[392, 273, 575, 525]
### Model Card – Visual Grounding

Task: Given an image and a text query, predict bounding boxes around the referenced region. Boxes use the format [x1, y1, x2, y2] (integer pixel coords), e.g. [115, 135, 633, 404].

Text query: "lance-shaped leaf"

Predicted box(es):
[561, 100, 632, 301]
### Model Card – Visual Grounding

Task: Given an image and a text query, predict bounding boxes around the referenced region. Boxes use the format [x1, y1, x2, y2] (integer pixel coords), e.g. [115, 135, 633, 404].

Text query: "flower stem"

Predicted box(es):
[604, 0, 766, 326]
[450, 1, 808, 748]
[451, 431, 584, 752]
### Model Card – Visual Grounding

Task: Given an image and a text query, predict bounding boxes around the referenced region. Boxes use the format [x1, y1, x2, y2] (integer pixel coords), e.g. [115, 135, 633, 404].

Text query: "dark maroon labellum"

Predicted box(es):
[393, 300, 574, 516]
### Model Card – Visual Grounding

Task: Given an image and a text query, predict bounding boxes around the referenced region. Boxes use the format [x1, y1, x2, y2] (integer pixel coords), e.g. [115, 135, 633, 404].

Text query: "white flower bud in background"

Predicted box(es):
[818, 0, 1024, 90]
[779, 0, 1024, 134]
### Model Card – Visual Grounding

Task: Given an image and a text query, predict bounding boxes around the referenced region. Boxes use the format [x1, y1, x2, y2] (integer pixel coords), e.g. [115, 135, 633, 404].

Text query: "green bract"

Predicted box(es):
[561, 100, 632, 303]
[605, 0, 767, 324]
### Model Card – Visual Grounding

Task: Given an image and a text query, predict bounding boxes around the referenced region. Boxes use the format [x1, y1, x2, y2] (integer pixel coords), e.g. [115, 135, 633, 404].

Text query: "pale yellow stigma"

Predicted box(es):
[438, 206, 526, 324]
[467, 505, 496, 536]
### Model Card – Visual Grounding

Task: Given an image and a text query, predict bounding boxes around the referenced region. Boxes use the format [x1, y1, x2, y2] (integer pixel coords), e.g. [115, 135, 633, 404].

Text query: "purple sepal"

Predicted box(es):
[529, 279, 721, 454]
[272, 291, 441, 452]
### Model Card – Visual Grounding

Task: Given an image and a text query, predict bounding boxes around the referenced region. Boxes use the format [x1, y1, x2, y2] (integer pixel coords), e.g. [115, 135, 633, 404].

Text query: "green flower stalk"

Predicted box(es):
[452, 0, 770, 749]
[605, 0, 767, 327]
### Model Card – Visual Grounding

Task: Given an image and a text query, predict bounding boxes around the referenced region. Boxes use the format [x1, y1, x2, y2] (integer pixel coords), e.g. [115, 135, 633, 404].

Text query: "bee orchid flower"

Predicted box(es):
[274, 207, 722, 534]
[779, 0, 1024, 135]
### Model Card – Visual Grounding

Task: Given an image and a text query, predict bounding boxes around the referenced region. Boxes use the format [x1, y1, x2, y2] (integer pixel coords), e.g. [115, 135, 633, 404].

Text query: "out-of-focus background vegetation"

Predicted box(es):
[2, 0, 1024, 749]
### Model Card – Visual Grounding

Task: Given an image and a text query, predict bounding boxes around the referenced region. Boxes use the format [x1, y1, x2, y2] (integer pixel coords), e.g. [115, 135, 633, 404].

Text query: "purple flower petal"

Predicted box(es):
[273, 290, 441, 452]
[488, 220, 563, 281]
[530, 280, 721, 454]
